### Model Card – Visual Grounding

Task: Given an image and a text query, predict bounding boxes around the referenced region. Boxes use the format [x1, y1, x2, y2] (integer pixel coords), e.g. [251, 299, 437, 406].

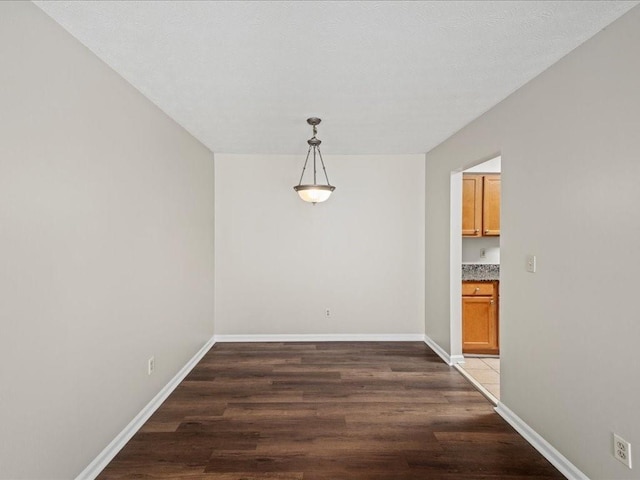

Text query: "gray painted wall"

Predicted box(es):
[425, 6, 640, 479]
[0, 3, 215, 478]
[214, 154, 425, 337]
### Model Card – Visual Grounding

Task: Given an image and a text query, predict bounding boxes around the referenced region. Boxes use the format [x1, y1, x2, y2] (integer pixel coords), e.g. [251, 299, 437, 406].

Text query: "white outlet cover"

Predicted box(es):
[526, 255, 537, 273]
[614, 433, 632, 468]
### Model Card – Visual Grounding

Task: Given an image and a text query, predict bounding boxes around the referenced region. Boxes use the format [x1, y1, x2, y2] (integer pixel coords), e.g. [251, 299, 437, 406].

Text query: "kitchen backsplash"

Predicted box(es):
[462, 236, 500, 264]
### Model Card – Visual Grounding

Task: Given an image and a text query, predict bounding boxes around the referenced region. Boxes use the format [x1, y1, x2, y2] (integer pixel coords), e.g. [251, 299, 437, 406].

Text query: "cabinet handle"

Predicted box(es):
[474, 229, 479, 234]
[475, 287, 480, 292]
[490, 300, 494, 304]
[484, 230, 489, 234]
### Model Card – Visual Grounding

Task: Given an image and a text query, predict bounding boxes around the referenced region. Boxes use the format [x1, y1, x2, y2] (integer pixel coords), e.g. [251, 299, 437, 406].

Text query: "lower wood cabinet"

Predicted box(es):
[462, 281, 499, 355]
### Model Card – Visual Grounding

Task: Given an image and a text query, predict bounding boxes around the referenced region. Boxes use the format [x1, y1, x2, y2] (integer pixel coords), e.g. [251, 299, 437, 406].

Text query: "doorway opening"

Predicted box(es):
[450, 155, 501, 404]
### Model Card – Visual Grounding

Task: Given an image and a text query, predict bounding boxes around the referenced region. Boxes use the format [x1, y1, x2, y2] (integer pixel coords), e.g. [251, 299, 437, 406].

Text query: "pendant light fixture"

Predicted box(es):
[294, 117, 335, 204]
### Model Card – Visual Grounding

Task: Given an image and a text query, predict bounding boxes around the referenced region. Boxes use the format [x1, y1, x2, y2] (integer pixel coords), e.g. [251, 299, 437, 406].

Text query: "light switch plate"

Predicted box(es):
[526, 255, 536, 273]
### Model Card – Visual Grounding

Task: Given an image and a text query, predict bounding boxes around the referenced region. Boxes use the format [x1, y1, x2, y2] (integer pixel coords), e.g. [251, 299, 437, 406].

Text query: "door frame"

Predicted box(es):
[449, 153, 501, 362]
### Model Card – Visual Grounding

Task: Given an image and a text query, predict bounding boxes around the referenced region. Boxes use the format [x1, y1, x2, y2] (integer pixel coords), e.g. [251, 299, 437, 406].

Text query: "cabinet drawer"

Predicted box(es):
[462, 282, 494, 296]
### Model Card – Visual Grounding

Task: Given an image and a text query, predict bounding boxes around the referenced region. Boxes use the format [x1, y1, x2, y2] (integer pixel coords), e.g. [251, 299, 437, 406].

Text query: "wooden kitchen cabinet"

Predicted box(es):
[462, 174, 500, 237]
[462, 281, 499, 355]
[482, 175, 500, 235]
[462, 175, 483, 236]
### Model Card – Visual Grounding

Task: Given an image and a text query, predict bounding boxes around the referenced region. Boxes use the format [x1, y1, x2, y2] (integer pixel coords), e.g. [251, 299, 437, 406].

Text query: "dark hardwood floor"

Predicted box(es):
[98, 342, 564, 479]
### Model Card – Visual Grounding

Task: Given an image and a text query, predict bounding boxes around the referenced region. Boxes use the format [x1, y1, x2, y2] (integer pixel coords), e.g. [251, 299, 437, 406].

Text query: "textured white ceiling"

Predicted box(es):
[34, 1, 638, 154]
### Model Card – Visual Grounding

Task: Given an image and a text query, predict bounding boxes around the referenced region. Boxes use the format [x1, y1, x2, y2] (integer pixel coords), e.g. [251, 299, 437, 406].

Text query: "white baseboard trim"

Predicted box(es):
[423, 334, 463, 365]
[453, 364, 498, 406]
[214, 334, 425, 342]
[450, 354, 465, 365]
[75, 336, 217, 480]
[495, 403, 588, 480]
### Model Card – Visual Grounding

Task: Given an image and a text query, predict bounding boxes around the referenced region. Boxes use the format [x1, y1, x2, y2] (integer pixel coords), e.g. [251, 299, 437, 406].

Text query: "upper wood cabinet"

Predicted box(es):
[462, 174, 500, 237]
[482, 175, 501, 235]
[462, 175, 483, 236]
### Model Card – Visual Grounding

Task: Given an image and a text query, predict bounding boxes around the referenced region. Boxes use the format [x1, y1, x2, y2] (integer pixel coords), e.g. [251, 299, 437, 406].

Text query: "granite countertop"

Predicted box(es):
[462, 264, 500, 281]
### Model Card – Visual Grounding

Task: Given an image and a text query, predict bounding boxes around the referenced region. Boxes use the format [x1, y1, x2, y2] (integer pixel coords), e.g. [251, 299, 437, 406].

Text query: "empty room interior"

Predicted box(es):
[2, 1, 640, 479]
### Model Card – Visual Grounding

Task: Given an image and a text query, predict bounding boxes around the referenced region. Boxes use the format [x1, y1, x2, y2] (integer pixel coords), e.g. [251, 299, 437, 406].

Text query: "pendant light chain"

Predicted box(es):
[297, 145, 312, 186]
[313, 144, 317, 184]
[317, 149, 331, 185]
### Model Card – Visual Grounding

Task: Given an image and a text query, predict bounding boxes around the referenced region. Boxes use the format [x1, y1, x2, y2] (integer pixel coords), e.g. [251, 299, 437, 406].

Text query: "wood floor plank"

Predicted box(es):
[97, 342, 564, 479]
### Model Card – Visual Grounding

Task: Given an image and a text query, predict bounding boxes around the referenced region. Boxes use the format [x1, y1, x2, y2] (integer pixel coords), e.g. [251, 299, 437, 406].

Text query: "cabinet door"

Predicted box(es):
[482, 175, 501, 236]
[462, 296, 498, 354]
[462, 175, 483, 236]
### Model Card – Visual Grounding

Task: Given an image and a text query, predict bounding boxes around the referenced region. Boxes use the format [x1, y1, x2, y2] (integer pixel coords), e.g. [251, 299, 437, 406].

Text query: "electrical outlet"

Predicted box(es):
[614, 433, 632, 468]
[148, 356, 155, 376]
[325, 308, 331, 317]
[526, 255, 537, 273]
[480, 248, 487, 258]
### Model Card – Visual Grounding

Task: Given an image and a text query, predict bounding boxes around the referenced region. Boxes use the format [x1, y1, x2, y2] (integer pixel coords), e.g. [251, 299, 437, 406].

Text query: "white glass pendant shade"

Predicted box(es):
[294, 184, 335, 203]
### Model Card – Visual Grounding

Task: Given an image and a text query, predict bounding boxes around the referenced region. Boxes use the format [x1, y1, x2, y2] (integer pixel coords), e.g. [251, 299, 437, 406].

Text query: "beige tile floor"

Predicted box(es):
[459, 357, 500, 399]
